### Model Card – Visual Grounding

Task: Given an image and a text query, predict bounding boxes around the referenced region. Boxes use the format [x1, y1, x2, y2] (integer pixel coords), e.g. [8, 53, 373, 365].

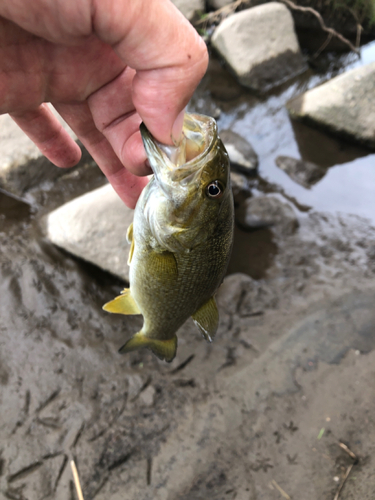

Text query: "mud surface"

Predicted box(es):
[1, 44, 375, 499]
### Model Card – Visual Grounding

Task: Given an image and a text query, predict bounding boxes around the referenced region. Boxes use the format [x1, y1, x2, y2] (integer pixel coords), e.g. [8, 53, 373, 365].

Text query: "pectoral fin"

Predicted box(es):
[127, 223, 135, 265]
[192, 296, 219, 342]
[148, 251, 178, 281]
[119, 332, 177, 362]
[103, 289, 141, 315]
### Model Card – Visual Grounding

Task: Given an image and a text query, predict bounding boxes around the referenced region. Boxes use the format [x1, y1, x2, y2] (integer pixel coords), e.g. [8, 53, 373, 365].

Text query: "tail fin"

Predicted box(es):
[119, 332, 177, 363]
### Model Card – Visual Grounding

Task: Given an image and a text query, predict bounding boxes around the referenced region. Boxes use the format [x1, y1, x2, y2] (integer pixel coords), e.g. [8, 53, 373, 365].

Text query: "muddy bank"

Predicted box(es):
[1, 185, 375, 499]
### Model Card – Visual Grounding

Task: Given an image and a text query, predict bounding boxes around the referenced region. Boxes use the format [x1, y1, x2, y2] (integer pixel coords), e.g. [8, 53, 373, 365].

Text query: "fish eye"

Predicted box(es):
[206, 181, 224, 199]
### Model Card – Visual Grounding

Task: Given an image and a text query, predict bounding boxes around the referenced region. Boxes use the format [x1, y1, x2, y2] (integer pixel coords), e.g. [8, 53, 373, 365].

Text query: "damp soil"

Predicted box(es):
[1, 43, 375, 499]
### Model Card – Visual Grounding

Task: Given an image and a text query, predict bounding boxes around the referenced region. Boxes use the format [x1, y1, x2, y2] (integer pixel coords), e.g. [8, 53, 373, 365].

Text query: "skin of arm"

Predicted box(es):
[0, 0, 208, 207]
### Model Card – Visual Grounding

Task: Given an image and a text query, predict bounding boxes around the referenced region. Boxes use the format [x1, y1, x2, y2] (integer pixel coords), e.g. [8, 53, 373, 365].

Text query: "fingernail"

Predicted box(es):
[171, 108, 186, 145]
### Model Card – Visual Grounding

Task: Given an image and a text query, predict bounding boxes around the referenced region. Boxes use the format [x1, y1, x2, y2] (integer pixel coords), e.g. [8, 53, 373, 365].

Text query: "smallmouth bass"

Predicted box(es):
[103, 113, 234, 362]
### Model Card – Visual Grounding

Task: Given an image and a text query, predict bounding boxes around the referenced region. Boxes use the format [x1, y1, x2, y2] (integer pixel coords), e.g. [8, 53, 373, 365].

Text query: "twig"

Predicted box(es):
[339, 442, 357, 461]
[278, 0, 360, 54]
[271, 479, 291, 499]
[333, 463, 354, 500]
[70, 460, 85, 500]
[336, 5, 363, 48]
[333, 443, 358, 499]
[312, 32, 333, 59]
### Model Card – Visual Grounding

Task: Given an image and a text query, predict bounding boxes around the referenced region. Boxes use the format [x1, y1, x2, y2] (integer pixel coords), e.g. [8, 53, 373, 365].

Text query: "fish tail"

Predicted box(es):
[119, 332, 177, 363]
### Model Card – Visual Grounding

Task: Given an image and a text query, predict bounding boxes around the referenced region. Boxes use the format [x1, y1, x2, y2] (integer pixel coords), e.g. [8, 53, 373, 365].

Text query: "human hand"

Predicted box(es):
[0, 0, 208, 207]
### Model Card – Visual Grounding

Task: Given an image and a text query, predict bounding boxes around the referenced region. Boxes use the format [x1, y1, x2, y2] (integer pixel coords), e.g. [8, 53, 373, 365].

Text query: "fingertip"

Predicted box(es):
[43, 139, 82, 168]
[10, 105, 83, 169]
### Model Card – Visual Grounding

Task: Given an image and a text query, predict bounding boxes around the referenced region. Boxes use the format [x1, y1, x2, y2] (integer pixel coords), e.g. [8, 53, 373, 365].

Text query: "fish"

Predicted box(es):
[103, 113, 234, 362]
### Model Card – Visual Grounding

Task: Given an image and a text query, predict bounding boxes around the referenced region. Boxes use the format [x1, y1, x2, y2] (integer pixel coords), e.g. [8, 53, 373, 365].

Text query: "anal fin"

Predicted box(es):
[119, 332, 177, 363]
[103, 288, 141, 315]
[192, 296, 219, 342]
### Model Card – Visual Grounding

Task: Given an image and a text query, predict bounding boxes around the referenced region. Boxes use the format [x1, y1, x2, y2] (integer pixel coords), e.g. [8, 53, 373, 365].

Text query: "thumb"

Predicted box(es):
[93, 0, 208, 145]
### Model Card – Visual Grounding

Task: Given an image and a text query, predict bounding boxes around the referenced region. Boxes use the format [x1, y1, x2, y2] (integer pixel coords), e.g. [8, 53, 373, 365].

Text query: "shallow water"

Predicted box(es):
[196, 40, 375, 225]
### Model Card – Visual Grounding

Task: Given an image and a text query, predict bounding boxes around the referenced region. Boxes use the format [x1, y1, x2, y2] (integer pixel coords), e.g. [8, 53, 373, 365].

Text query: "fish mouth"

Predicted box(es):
[140, 113, 217, 191]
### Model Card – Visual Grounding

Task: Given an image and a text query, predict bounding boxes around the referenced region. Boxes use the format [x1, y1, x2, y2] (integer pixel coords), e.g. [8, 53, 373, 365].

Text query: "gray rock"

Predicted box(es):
[275, 155, 326, 188]
[0, 110, 83, 197]
[139, 385, 156, 407]
[211, 3, 306, 91]
[287, 62, 375, 150]
[46, 184, 133, 282]
[236, 195, 298, 235]
[230, 171, 251, 206]
[220, 129, 258, 174]
[171, 0, 205, 22]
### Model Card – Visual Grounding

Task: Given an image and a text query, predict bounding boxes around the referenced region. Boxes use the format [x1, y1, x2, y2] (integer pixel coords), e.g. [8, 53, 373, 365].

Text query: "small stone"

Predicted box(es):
[220, 129, 258, 174]
[236, 195, 299, 236]
[275, 156, 326, 188]
[212, 3, 306, 92]
[127, 374, 144, 400]
[139, 386, 156, 407]
[46, 184, 133, 282]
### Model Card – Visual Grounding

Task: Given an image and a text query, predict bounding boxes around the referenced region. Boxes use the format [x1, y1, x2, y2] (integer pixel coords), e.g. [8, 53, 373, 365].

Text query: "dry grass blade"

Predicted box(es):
[333, 463, 354, 500]
[70, 460, 85, 500]
[271, 479, 291, 499]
